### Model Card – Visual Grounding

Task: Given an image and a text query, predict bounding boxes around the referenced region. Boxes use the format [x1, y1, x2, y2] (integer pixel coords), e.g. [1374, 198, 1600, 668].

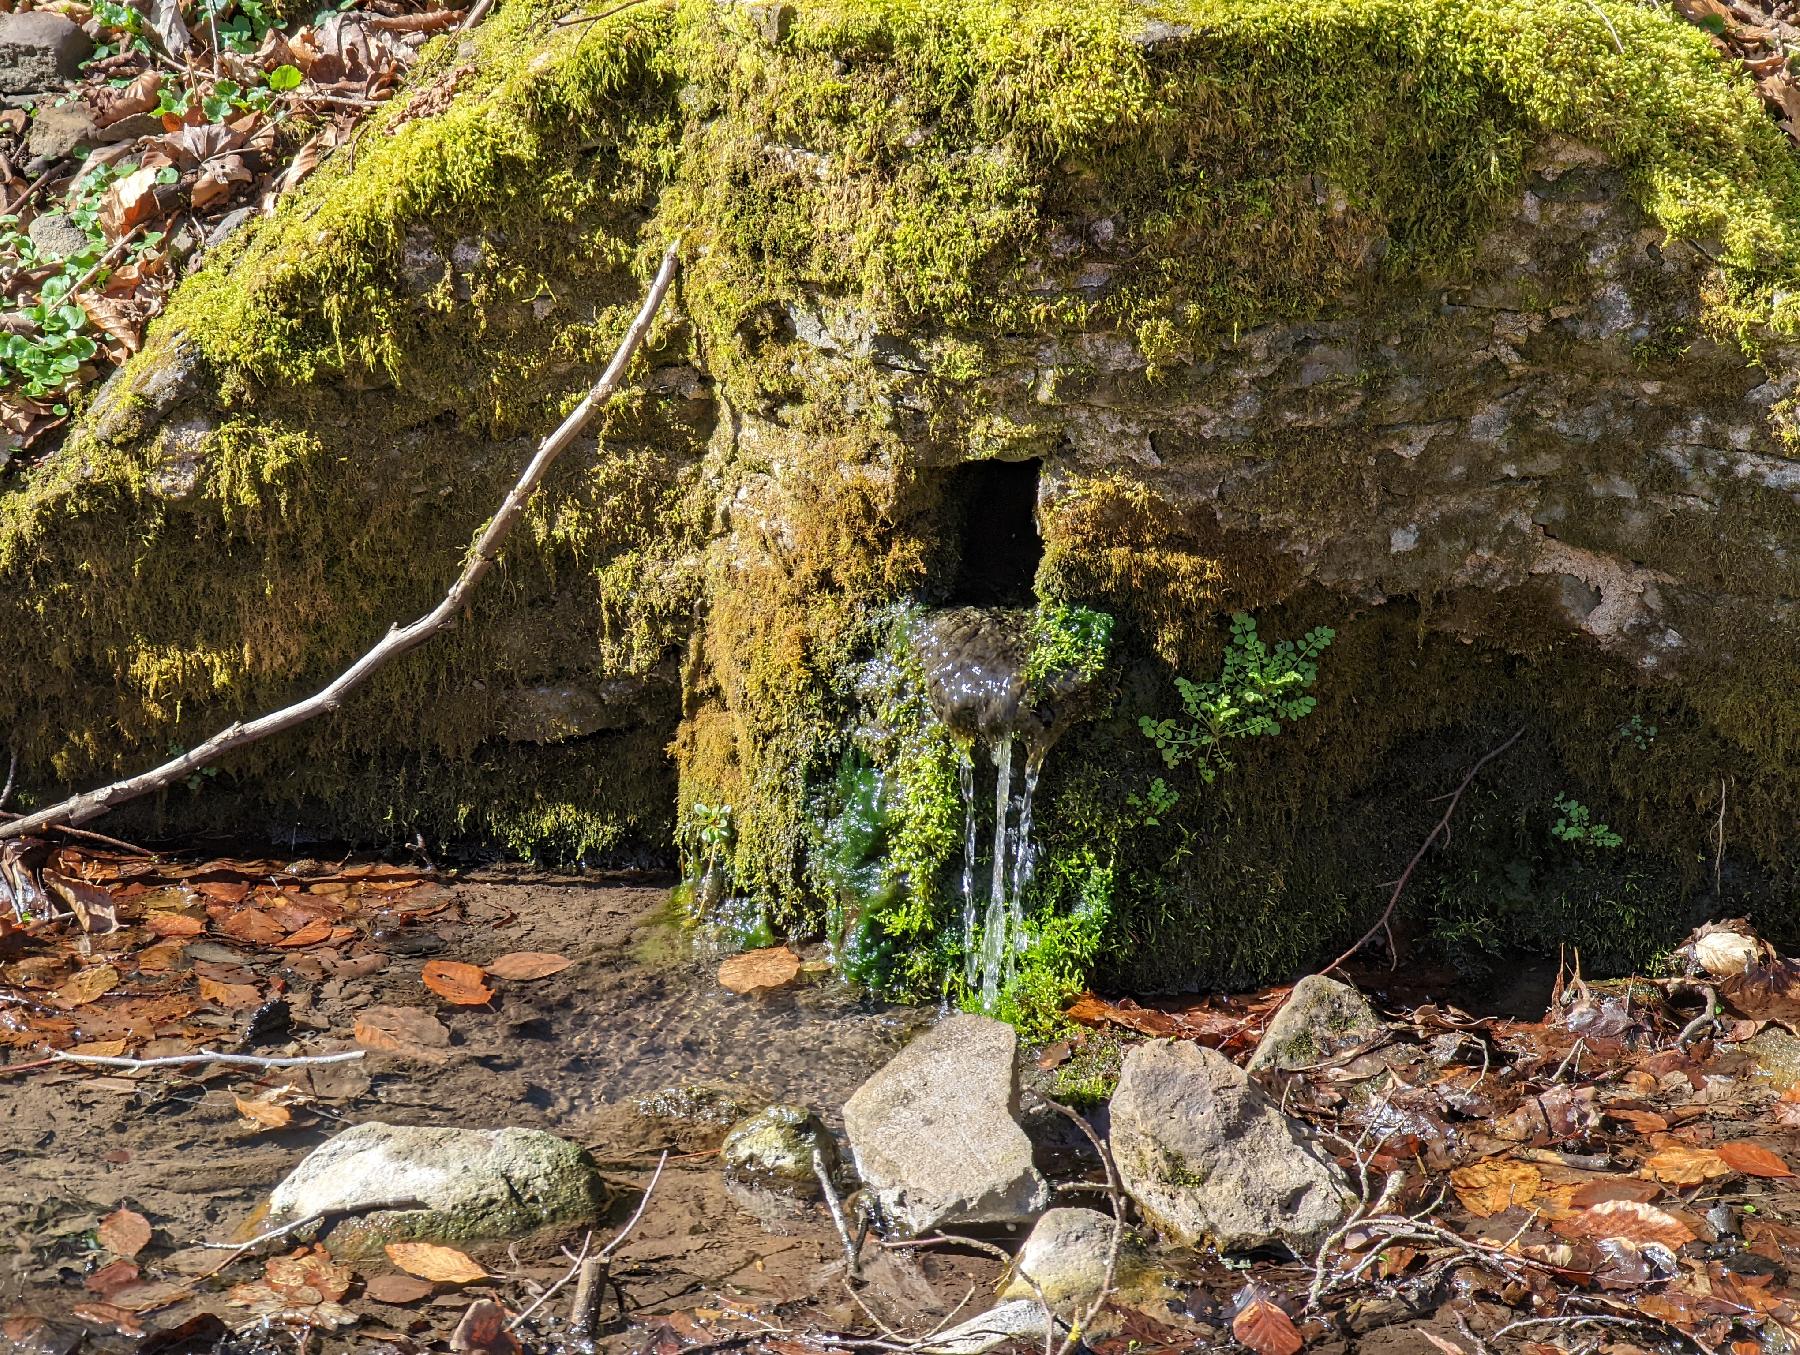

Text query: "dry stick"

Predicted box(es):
[0, 810, 154, 856]
[0, 749, 15, 812]
[0, 239, 682, 844]
[456, 0, 497, 32]
[1714, 776, 1727, 897]
[815, 1145, 863, 1280]
[510, 1229, 591, 1330]
[550, 1150, 670, 1335]
[47, 1046, 364, 1070]
[1320, 725, 1526, 976]
[1028, 1093, 1124, 1355]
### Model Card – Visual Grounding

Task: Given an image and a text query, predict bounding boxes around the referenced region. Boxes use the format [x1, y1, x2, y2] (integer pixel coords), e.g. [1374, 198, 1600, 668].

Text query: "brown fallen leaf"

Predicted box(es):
[1603, 1107, 1669, 1134]
[385, 1241, 486, 1285]
[84, 1259, 141, 1300]
[57, 964, 121, 1007]
[197, 976, 263, 1010]
[220, 909, 286, 946]
[1554, 1199, 1697, 1249]
[1230, 1285, 1303, 1355]
[98, 165, 162, 238]
[43, 870, 120, 934]
[1450, 1159, 1542, 1218]
[364, 1271, 433, 1304]
[144, 911, 203, 938]
[1714, 1141, 1793, 1179]
[71, 1039, 128, 1057]
[233, 1094, 293, 1130]
[97, 1208, 153, 1258]
[1643, 1144, 1730, 1186]
[277, 917, 334, 948]
[483, 951, 572, 981]
[421, 959, 493, 1006]
[718, 945, 801, 997]
[450, 1298, 522, 1355]
[353, 1005, 451, 1063]
[264, 1247, 351, 1302]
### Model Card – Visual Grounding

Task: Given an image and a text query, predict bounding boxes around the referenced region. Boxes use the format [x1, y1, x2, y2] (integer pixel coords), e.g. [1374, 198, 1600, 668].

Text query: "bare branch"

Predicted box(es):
[0, 240, 681, 843]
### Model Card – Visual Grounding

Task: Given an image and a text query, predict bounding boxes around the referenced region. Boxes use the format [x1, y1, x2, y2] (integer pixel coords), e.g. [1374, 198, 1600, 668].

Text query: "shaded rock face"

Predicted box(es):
[1109, 1040, 1353, 1255]
[264, 1122, 607, 1255]
[1248, 975, 1387, 1073]
[843, 1014, 1050, 1233]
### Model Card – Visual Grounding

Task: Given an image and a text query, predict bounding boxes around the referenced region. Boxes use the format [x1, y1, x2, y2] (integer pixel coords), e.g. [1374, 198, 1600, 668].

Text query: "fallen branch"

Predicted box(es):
[47, 1047, 365, 1071]
[0, 239, 682, 843]
[1321, 725, 1525, 975]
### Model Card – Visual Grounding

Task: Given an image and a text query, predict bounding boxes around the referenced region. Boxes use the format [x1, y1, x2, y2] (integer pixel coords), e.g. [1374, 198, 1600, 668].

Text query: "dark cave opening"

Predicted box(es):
[946, 458, 1044, 607]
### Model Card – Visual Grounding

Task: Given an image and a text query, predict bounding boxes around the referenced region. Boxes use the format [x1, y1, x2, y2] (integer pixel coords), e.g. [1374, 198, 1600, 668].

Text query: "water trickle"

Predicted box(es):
[913, 606, 1107, 1007]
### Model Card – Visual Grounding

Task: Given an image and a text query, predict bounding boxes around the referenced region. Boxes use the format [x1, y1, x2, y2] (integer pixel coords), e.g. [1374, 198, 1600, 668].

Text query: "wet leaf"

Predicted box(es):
[450, 1298, 522, 1355]
[484, 951, 572, 981]
[421, 959, 493, 1006]
[145, 911, 203, 938]
[1603, 1107, 1669, 1134]
[1643, 1144, 1731, 1186]
[1450, 1159, 1542, 1217]
[364, 1271, 433, 1304]
[85, 1258, 141, 1299]
[276, 918, 334, 948]
[220, 909, 286, 946]
[57, 964, 120, 1007]
[43, 870, 120, 934]
[97, 1208, 152, 1258]
[354, 1005, 451, 1062]
[264, 1248, 351, 1302]
[196, 976, 263, 1009]
[1555, 1200, 1698, 1249]
[1230, 1286, 1303, 1355]
[233, 1095, 293, 1130]
[718, 945, 801, 996]
[385, 1241, 486, 1285]
[1714, 1141, 1793, 1178]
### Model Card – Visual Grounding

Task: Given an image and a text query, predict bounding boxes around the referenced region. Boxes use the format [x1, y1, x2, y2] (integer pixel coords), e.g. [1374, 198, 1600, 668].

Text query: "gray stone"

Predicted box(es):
[1248, 974, 1387, 1072]
[843, 1013, 1049, 1234]
[1109, 1040, 1353, 1255]
[998, 1207, 1159, 1316]
[633, 1081, 770, 1152]
[0, 13, 93, 93]
[720, 1103, 834, 1196]
[147, 415, 214, 500]
[26, 210, 89, 263]
[264, 1122, 606, 1256]
[26, 100, 95, 161]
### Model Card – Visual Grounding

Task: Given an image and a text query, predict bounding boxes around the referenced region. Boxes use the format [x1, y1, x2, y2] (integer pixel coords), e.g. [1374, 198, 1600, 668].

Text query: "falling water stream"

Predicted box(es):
[913, 608, 1102, 1006]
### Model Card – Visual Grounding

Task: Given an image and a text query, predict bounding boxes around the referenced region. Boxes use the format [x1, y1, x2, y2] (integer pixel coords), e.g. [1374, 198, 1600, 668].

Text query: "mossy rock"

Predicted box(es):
[3, 0, 1798, 993]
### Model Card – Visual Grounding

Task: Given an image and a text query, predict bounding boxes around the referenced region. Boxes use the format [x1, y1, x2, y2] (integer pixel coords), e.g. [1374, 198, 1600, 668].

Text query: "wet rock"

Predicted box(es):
[0, 13, 92, 92]
[1109, 1040, 1353, 1255]
[1744, 1025, 1800, 1092]
[26, 211, 89, 263]
[26, 102, 96, 162]
[631, 1081, 771, 1152]
[1247, 974, 1387, 1072]
[998, 1207, 1158, 1315]
[720, 1104, 834, 1196]
[265, 1122, 606, 1256]
[843, 1013, 1049, 1233]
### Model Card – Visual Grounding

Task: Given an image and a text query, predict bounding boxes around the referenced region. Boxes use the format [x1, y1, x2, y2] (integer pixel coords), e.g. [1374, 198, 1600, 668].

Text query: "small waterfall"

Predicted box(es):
[914, 607, 1106, 1009]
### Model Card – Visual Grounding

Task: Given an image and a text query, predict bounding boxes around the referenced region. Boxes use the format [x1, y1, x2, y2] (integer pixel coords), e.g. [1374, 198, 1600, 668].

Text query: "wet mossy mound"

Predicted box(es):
[0, 0, 1795, 998]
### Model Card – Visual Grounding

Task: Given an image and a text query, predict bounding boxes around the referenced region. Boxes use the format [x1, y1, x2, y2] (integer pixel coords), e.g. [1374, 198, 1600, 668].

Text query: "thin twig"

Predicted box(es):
[0, 239, 682, 842]
[456, 0, 496, 31]
[0, 749, 15, 812]
[48, 1047, 364, 1070]
[599, 1149, 667, 1261]
[1028, 1093, 1124, 1355]
[1714, 776, 1726, 898]
[815, 1145, 862, 1280]
[1322, 726, 1525, 975]
[1676, 985, 1721, 1047]
[0, 811, 153, 856]
[509, 1229, 591, 1329]
[196, 1211, 326, 1253]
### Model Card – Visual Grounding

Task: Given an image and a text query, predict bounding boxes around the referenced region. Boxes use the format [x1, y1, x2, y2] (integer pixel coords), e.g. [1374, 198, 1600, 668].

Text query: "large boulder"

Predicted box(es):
[264, 1122, 607, 1255]
[843, 1014, 1049, 1233]
[1109, 1040, 1353, 1255]
[1248, 975, 1388, 1073]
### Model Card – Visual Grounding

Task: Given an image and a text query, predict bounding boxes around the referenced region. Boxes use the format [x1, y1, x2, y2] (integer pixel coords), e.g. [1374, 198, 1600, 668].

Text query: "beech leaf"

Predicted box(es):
[718, 945, 801, 996]
[1231, 1288, 1303, 1355]
[483, 951, 572, 981]
[421, 960, 493, 1006]
[385, 1241, 486, 1285]
[96, 1208, 152, 1258]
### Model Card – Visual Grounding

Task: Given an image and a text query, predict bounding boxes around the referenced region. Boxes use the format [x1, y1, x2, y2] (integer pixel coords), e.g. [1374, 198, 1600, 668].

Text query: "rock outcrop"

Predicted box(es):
[843, 1014, 1049, 1233]
[1109, 1040, 1353, 1255]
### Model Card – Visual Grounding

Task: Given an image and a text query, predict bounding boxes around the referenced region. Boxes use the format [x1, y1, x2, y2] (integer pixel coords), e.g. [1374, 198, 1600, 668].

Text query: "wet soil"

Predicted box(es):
[0, 870, 994, 1349]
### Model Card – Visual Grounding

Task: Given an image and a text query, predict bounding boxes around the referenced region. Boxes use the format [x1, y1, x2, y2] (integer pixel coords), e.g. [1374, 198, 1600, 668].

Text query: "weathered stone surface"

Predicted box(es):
[26, 102, 96, 161]
[1110, 1040, 1353, 1254]
[918, 1299, 1049, 1355]
[720, 1103, 834, 1196]
[0, 14, 92, 92]
[26, 211, 88, 263]
[843, 1014, 1049, 1233]
[265, 1122, 606, 1255]
[998, 1207, 1158, 1315]
[1248, 975, 1387, 1072]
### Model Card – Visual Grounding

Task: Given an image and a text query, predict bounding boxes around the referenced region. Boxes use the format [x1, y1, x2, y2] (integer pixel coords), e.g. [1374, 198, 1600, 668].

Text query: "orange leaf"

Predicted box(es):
[483, 952, 572, 981]
[220, 910, 286, 946]
[1603, 1108, 1669, 1134]
[384, 1241, 485, 1285]
[421, 960, 492, 1006]
[1450, 1159, 1542, 1218]
[353, 1005, 450, 1063]
[97, 1208, 152, 1258]
[57, 965, 120, 1007]
[196, 976, 263, 1010]
[1231, 1289, 1303, 1355]
[233, 1095, 293, 1130]
[1643, 1144, 1730, 1186]
[1715, 1141, 1793, 1179]
[717, 945, 801, 996]
[144, 912, 203, 938]
[277, 918, 334, 948]
[264, 1247, 350, 1302]
[1554, 1199, 1697, 1249]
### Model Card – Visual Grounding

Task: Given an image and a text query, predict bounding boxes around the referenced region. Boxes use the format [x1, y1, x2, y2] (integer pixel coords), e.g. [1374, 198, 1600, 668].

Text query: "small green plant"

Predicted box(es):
[1125, 775, 1179, 827]
[86, 0, 151, 59]
[1138, 613, 1335, 811]
[1024, 603, 1113, 688]
[195, 0, 282, 53]
[687, 801, 733, 878]
[1551, 795, 1623, 849]
[1616, 714, 1658, 750]
[154, 70, 285, 123]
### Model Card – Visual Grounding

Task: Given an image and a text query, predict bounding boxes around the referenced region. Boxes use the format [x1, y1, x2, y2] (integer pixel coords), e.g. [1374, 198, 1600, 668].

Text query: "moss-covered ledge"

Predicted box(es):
[0, 0, 1793, 997]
